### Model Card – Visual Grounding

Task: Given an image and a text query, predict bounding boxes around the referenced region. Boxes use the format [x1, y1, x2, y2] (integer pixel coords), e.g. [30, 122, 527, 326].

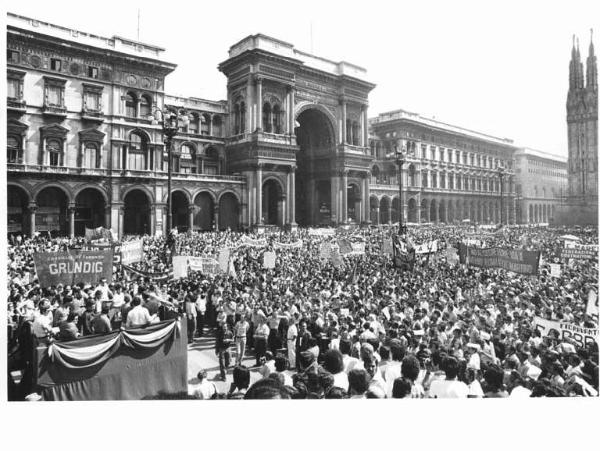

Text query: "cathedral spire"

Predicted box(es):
[570, 35, 584, 90]
[587, 28, 597, 90]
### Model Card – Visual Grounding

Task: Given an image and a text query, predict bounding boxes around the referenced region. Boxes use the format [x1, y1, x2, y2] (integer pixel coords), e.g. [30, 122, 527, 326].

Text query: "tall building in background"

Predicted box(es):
[556, 31, 598, 225]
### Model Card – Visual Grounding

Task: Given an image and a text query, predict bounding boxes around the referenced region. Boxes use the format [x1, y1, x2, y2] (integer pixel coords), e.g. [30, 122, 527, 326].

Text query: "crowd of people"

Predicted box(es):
[6, 222, 599, 399]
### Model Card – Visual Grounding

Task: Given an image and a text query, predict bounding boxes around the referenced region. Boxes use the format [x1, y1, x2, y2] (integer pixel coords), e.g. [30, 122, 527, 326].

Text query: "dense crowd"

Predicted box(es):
[6, 223, 599, 399]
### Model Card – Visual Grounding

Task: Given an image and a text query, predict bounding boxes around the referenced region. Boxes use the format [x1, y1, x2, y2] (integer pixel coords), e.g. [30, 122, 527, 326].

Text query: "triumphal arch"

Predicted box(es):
[219, 34, 375, 228]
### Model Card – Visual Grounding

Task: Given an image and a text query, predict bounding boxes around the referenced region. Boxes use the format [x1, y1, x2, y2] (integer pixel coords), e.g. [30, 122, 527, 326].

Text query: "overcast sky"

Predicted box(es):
[6, 0, 599, 156]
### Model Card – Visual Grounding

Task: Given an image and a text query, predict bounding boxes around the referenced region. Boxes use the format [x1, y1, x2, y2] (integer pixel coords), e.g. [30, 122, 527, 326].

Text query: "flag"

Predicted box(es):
[338, 239, 353, 255]
[228, 257, 237, 279]
[392, 234, 414, 270]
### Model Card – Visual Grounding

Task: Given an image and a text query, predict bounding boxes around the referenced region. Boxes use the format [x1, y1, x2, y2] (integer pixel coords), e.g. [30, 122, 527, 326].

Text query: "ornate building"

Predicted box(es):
[555, 31, 598, 225]
[513, 148, 568, 224]
[368, 110, 518, 225]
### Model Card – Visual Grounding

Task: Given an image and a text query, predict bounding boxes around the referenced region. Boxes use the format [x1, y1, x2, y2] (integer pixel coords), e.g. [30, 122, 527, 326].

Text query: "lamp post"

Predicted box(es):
[498, 164, 505, 226]
[151, 106, 189, 234]
[388, 143, 407, 234]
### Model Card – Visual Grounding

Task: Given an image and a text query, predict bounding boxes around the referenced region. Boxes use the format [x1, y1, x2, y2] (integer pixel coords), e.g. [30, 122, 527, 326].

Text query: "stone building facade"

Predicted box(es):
[513, 148, 568, 224]
[368, 110, 518, 225]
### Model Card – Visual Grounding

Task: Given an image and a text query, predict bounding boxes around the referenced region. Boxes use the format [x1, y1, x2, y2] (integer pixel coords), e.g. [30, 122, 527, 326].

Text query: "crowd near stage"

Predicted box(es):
[6, 223, 599, 400]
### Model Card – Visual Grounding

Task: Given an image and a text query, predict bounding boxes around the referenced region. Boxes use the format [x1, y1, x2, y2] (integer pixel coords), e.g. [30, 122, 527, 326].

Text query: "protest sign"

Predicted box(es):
[172, 256, 188, 279]
[415, 240, 438, 254]
[308, 228, 335, 236]
[560, 247, 598, 261]
[263, 251, 276, 269]
[533, 317, 598, 348]
[120, 239, 144, 265]
[549, 263, 561, 278]
[273, 239, 303, 249]
[218, 248, 230, 272]
[587, 290, 599, 322]
[188, 257, 222, 275]
[467, 247, 540, 275]
[34, 250, 113, 287]
[320, 243, 332, 260]
[338, 239, 353, 255]
[445, 246, 459, 266]
[241, 236, 267, 247]
[350, 242, 366, 255]
[331, 251, 343, 268]
[382, 238, 393, 255]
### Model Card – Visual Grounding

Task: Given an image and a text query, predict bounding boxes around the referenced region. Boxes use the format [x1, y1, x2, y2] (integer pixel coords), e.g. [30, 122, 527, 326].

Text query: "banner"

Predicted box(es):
[241, 236, 267, 247]
[218, 249, 230, 273]
[263, 251, 276, 269]
[85, 226, 107, 242]
[187, 257, 222, 275]
[349, 242, 366, 255]
[320, 243, 332, 260]
[415, 240, 438, 254]
[308, 228, 335, 236]
[382, 238, 393, 255]
[549, 263, 562, 278]
[34, 250, 113, 287]
[560, 247, 598, 261]
[587, 290, 599, 322]
[273, 240, 303, 249]
[338, 239, 353, 255]
[533, 317, 598, 348]
[466, 247, 540, 275]
[120, 239, 144, 265]
[445, 246, 459, 266]
[392, 234, 415, 270]
[331, 250, 343, 268]
[172, 256, 188, 280]
[122, 264, 173, 282]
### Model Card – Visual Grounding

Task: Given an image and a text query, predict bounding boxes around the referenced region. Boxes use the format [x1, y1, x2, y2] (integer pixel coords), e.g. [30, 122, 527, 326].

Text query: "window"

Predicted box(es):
[201, 114, 210, 135]
[234, 101, 246, 134]
[440, 173, 446, 188]
[83, 143, 98, 168]
[125, 93, 136, 118]
[447, 149, 453, 162]
[7, 49, 20, 64]
[431, 172, 437, 188]
[178, 144, 195, 174]
[7, 135, 22, 163]
[83, 84, 103, 113]
[421, 144, 427, 159]
[439, 148, 445, 162]
[430, 146, 436, 160]
[51, 58, 62, 71]
[273, 105, 282, 134]
[201, 147, 219, 175]
[47, 85, 62, 106]
[212, 115, 222, 137]
[7, 77, 21, 99]
[87, 66, 99, 79]
[140, 95, 152, 119]
[422, 171, 428, 187]
[47, 139, 62, 166]
[127, 132, 148, 170]
[470, 154, 474, 166]
[462, 153, 467, 165]
[44, 76, 67, 108]
[188, 114, 199, 134]
[448, 174, 454, 189]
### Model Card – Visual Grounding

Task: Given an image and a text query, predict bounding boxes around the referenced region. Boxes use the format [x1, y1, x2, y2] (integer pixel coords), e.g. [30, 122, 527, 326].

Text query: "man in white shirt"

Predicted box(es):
[384, 339, 405, 398]
[188, 370, 218, 400]
[340, 339, 360, 373]
[286, 316, 298, 369]
[125, 297, 153, 328]
[195, 291, 207, 337]
[428, 356, 469, 398]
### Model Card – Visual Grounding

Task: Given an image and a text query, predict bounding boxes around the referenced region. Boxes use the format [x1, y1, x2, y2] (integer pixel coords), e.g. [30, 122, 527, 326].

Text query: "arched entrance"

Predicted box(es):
[295, 108, 335, 226]
[439, 200, 446, 223]
[8, 185, 30, 235]
[36, 186, 69, 236]
[380, 197, 391, 224]
[262, 178, 284, 226]
[407, 198, 418, 223]
[347, 183, 361, 223]
[219, 193, 239, 231]
[194, 192, 214, 231]
[172, 191, 190, 232]
[123, 189, 151, 235]
[74, 188, 106, 236]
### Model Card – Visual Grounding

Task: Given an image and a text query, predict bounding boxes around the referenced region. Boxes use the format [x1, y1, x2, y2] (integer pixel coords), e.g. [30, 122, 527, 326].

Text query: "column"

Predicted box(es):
[209, 114, 213, 136]
[416, 198, 421, 223]
[330, 172, 339, 224]
[189, 205, 196, 231]
[104, 206, 111, 230]
[387, 203, 392, 225]
[363, 172, 371, 223]
[119, 206, 125, 239]
[342, 170, 348, 223]
[289, 166, 296, 225]
[256, 164, 263, 224]
[290, 86, 295, 134]
[286, 85, 295, 135]
[256, 76, 263, 132]
[361, 105, 368, 147]
[28, 203, 37, 237]
[340, 98, 347, 144]
[214, 205, 220, 231]
[68, 204, 76, 238]
[375, 206, 380, 225]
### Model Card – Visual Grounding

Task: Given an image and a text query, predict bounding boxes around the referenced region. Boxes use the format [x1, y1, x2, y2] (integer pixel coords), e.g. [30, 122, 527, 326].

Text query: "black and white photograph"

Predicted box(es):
[2, 0, 599, 449]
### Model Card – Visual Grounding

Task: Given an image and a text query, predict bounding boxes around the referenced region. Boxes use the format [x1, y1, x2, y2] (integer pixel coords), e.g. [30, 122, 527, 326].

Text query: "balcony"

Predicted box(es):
[7, 98, 26, 114]
[118, 168, 244, 184]
[42, 105, 67, 118]
[7, 163, 109, 176]
[81, 109, 104, 123]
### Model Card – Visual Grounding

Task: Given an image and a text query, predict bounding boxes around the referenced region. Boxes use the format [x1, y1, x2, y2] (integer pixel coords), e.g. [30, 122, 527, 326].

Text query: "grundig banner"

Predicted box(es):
[467, 247, 540, 275]
[34, 250, 113, 287]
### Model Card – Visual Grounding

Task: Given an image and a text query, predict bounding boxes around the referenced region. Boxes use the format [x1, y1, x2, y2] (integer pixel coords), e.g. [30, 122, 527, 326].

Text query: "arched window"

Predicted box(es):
[422, 171, 428, 188]
[125, 92, 137, 118]
[178, 143, 195, 174]
[201, 147, 219, 175]
[201, 114, 210, 135]
[128, 132, 148, 171]
[456, 175, 462, 190]
[188, 113, 199, 134]
[408, 164, 416, 186]
[263, 102, 272, 133]
[47, 138, 62, 166]
[212, 115, 223, 137]
[7, 135, 22, 163]
[440, 172, 446, 189]
[240, 102, 246, 133]
[83, 142, 98, 168]
[139, 94, 152, 118]
[272, 104, 282, 134]
[372, 166, 380, 184]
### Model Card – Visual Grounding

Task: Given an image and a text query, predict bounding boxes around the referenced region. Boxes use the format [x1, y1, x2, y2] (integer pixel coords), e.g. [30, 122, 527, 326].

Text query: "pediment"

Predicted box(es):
[78, 128, 106, 141]
[7, 118, 29, 133]
[40, 123, 69, 137]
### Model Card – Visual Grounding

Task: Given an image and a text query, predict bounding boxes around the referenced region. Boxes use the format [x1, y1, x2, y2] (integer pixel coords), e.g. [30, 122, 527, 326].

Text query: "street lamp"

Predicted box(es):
[151, 106, 189, 234]
[497, 164, 505, 226]
[387, 142, 407, 234]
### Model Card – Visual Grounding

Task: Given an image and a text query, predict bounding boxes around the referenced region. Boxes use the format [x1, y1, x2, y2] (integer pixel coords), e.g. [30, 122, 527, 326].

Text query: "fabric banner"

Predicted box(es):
[308, 228, 335, 236]
[338, 239, 353, 255]
[172, 256, 188, 280]
[120, 239, 144, 265]
[382, 238, 393, 255]
[273, 240, 303, 249]
[392, 234, 415, 270]
[466, 247, 540, 275]
[445, 246, 459, 266]
[34, 250, 113, 287]
[533, 317, 598, 348]
[241, 236, 267, 247]
[187, 257, 221, 275]
[218, 249, 230, 272]
[349, 242, 366, 255]
[263, 251, 276, 269]
[560, 247, 598, 260]
[587, 290, 599, 322]
[122, 264, 173, 282]
[415, 240, 438, 254]
[549, 263, 562, 278]
[320, 243, 332, 260]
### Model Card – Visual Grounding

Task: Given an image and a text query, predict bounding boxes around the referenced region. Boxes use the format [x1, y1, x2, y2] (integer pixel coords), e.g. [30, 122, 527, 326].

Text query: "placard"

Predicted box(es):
[33, 250, 113, 287]
[263, 251, 276, 269]
[467, 247, 540, 275]
[533, 317, 598, 348]
[120, 239, 144, 265]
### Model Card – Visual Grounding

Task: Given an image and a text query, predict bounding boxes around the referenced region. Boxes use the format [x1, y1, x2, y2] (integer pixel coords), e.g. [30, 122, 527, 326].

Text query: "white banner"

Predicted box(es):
[218, 249, 230, 273]
[533, 317, 599, 347]
[273, 239, 303, 249]
[549, 263, 562, 278]
[349, 242, 366, 255]
[120, 239, 144, 265]
[172, 256, 188, 280]
[587, 290, 599, 322]
[188, 257, 222, 275]
[320, 242, 332, 260]
[415, 240, 438, 254]
[241, 236, 267, 247]
[308, 228, 335, 236]
[382, 238, 393, 255]
[263, 251, 276, 269]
